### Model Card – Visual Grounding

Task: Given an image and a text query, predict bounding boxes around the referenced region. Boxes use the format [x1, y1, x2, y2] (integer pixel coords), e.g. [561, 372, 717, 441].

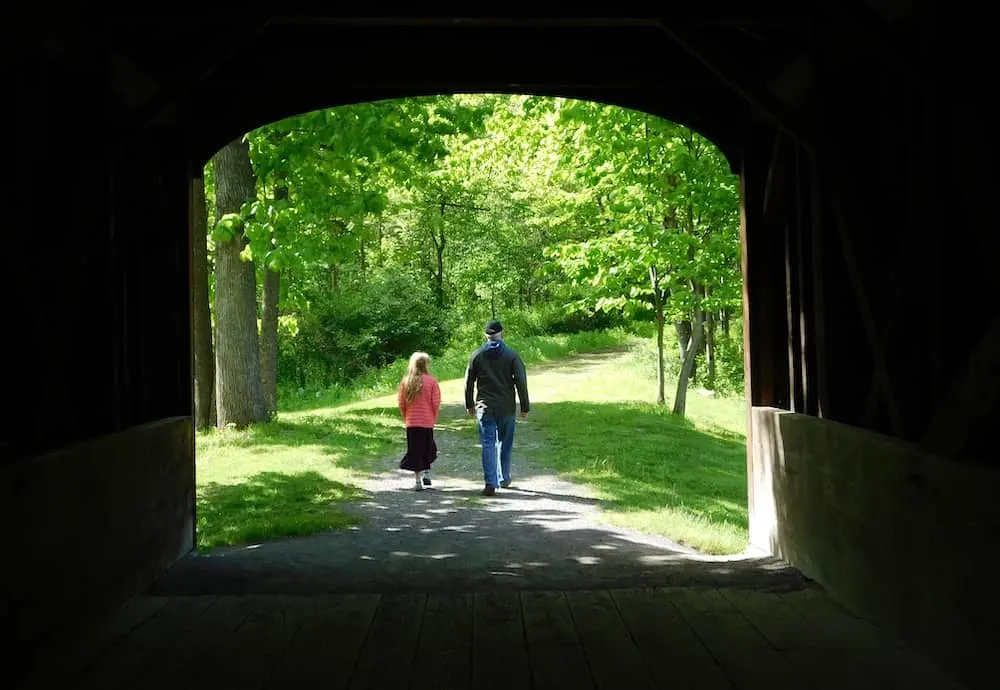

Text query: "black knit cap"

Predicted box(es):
[485, 319, 503, 335]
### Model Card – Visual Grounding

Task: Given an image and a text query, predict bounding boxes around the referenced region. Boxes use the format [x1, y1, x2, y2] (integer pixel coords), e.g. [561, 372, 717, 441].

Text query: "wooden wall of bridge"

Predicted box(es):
[2, 6, 996, 688]
[741, 12, 997, 688]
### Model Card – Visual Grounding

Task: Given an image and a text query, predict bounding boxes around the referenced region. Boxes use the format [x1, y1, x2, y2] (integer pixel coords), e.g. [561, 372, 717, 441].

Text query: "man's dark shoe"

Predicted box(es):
[500, 480, 512, 489]
[482, 485, 496, 496]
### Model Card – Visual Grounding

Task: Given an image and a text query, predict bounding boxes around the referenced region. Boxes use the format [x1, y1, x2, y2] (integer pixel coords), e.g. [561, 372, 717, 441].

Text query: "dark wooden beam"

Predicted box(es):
[921, 312, 1000, 459]
[793, 145, 818, 417]
[653, 17, 816, 152]
[824, 173, 905, 438]
[98, 12, 802, 27]
[807, 156, 829, 419]
[270, 16, 662, 27]
[762, 127, 794, 223]
[108, 15, 272, 137]
[818, 0, 933, 91]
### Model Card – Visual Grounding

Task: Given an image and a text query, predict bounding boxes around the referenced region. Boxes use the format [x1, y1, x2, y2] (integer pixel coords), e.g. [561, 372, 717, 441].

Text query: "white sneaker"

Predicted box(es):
[414, 478, 424, 491]
[422, 470, 432, 487]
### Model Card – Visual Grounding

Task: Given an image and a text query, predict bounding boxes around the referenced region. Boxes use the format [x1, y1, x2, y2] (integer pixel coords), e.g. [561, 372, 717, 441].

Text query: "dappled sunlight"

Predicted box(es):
[196, 471, 368, 550]
[191, 345, 752, 591]
[417, 525, 477, 534]
[162, 454, 801, 598]
[196, 410, 403, 500]
[525, 391, 749, 553]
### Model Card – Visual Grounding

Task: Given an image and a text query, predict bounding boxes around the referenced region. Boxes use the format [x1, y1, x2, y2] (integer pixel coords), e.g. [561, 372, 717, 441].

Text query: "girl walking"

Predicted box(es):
[397, 351, 441, 490]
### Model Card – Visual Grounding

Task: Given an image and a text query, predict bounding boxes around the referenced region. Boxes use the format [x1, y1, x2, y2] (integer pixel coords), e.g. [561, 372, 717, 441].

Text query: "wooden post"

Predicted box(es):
[739, 159, 755, 522]
[794, 145, 818, 417]
[809, 155, 828, 419]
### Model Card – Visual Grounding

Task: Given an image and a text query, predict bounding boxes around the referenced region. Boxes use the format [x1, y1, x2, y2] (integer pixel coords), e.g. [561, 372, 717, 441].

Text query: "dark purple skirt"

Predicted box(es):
[400, 426, 437, 472]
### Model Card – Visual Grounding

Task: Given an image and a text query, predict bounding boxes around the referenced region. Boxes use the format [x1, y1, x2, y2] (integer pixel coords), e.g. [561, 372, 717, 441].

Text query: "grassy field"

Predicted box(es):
[196, 334, 749, 554]
[195, 413, 397, 549]
[525, 341, 748, 554]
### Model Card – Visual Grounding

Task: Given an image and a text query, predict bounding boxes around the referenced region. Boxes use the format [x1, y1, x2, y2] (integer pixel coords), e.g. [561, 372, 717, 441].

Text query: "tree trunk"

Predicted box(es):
[431, 202, 447, 307]
[706, 310, 717, 387]
[687, 283, 707, 383]
[376, 217, 384, 267]
[260, 268, 279, 417]
[672, 305, 705, 417]
[259, 185, 285, 419]
[650, 266, 666, 405]
[722, 309, 730, 337]
[358, 233, 366, 278]
[191, 175, 214, 430]
[655, 312, 666, 405]
[212, 137, 266, 428]
[209, 358, 218, 427]
[675, 320, 692, 362]
[434, 226, 446, 307]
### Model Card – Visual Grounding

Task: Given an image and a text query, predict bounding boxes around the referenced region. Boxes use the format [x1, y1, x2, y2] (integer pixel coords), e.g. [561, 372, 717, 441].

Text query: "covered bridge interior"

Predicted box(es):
[3, 2, 996, 688]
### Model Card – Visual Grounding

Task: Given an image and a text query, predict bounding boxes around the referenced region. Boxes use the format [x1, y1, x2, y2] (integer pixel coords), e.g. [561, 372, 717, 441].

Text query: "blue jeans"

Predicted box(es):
[477, 412, 516, 488]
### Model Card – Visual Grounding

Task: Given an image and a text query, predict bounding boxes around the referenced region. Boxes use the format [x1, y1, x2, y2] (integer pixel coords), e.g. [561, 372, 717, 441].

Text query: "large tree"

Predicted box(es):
[211, 137, 267, 427]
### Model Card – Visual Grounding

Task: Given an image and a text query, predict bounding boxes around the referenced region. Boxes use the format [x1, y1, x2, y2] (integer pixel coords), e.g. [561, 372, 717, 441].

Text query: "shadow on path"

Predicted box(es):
[154, 476, 808, 595]
[161, 394, 805, 596]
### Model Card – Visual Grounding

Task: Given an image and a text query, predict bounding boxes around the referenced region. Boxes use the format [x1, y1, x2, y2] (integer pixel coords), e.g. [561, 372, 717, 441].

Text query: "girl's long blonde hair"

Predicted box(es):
[401, 351, 431, 403]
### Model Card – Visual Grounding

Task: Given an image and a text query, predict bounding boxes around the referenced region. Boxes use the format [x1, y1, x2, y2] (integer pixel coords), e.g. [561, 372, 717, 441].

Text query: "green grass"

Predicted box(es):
[526, 342, 749, 554]
[197, 334, 750, 555]
[195, 411, 402, 550]
[197, 471, 367, 550]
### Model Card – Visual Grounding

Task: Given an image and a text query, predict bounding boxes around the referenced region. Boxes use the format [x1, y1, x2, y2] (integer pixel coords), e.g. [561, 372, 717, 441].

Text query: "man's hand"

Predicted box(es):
[467, 408, 475, 416]
[520, 411, 529, 419]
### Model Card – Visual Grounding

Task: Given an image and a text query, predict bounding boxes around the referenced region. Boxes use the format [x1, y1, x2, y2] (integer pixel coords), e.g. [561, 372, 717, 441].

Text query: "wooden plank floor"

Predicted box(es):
[17, 587, 968, 690]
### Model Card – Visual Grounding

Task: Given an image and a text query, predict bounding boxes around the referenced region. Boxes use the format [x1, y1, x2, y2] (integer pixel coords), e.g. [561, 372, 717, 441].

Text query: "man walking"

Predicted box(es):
[464, 320, 530, 496]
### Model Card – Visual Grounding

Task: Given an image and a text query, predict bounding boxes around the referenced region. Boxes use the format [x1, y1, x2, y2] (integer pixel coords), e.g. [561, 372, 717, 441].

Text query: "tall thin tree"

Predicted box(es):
[259, 183, 286, 418]
[191, 175, 215, 429]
